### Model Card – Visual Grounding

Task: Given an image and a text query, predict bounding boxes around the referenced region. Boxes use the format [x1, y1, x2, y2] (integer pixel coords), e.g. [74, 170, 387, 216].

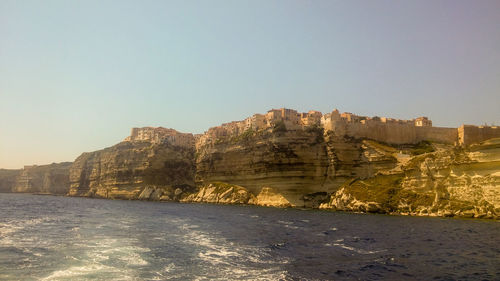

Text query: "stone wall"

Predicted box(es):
[344, 121, 417, 144]
[321, 109, 500, 146]
[415, 126, 458, 144]
[459, 125, 500, 145]
[322, 110, 458, 145]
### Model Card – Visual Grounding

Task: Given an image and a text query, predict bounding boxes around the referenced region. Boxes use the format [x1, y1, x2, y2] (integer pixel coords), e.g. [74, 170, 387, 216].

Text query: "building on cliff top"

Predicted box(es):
[124, 127, 195, 147]
[129, 108, 500, 148]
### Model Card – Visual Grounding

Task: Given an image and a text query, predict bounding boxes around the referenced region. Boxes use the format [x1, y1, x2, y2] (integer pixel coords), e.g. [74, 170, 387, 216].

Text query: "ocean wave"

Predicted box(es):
[327, 242, 387, 255]
[277, 220, 299, 229]
[175, 220, 289, 280]
[40, 263, 126, 281]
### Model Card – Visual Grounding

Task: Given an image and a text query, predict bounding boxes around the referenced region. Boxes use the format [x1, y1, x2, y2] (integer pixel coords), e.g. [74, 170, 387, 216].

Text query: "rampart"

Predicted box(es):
[320, 109, 457, 145]
[458, 125, 500, 145]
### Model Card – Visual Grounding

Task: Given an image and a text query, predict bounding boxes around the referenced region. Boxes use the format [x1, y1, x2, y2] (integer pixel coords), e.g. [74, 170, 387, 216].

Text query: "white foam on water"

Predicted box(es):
[180, 223, 200, 230]
[176, 220, 290, 280]
[0, 218, 60, 254]
[329, 243, 386, 255]
[0, 217, 51, 237]
[151, 263, 185, 280]
[40, 263, 126, 281]
[277, 220, 299, 229]
[163, 262, 175, 272]
[118, 252, 149, 266]
[0, 222, 23, 236]
[42, 235, 151, 280]
[87, 238, 150, 266]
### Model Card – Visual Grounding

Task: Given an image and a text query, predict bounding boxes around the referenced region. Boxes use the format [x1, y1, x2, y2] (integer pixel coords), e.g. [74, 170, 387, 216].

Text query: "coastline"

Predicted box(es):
[3, 191, 497, 220]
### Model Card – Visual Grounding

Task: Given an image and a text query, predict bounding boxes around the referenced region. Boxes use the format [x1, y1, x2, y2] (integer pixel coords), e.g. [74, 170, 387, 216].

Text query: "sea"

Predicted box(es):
[0, 193, 498, 280]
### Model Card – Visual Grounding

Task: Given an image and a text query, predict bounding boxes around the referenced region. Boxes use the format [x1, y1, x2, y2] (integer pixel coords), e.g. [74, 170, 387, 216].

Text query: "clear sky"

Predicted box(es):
[1, 0, 499, 169]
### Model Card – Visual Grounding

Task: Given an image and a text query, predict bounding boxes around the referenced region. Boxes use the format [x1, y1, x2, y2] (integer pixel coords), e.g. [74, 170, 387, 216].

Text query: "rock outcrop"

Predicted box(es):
[181, 183, 293, 208]
[319, 139, 500, 219]
[195, 128, 330, 205]
[249, 187, 292, 207]
[11, 163, 72, 194]
[68, 128, 196, 199]
[181, 182, 255, 204]
[0, 169, 21, 192]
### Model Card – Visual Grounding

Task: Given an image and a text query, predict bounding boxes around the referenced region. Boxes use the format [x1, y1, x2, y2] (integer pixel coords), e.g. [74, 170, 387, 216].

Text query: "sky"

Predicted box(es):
[1, 0, 499, 169]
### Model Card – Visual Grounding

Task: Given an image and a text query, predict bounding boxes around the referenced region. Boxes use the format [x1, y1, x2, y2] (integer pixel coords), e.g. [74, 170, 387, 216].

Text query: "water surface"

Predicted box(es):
[0, 193, 498, 280]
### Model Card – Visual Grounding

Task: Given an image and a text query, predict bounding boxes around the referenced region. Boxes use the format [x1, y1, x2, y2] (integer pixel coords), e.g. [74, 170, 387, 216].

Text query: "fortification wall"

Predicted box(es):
[459, 125, 500, 145]
[342, 123, 458, 145]
[415, 126, 457, 144]
[321, 109, 459, 145]
[345, 122, 417, 144]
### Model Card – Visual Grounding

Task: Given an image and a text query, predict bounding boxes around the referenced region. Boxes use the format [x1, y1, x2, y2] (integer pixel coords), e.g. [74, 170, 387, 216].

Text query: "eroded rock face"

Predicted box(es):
[181, 182, 255, 204]
[182, 183, 293, 208]
[249, 187, 292, 207]
[195, 127, 402, 206]
[0, 169, 21, 192]
[319, 139, 500, 219]
[195, 128, 330, 205]
[11, 163, 71, 194]
[69, 128, 196, 199]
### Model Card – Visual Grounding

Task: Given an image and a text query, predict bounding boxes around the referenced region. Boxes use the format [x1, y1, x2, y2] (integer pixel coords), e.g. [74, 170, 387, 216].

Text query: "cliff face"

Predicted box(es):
[69, 128, 196, 200]
[195, 127, 329, 205]
[0, 169, 21, 192]
[10, 163, 72, 194]
[319, 139, 500, 218]
[195, 127, 402, 206]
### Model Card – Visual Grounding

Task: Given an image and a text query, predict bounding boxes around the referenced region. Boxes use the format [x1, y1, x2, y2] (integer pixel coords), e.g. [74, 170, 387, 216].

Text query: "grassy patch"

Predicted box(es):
[231, 128, 255, 143]
[343, 174, 404, 205]
[409, 140, 435, 155]
[341, 174, 440, 211]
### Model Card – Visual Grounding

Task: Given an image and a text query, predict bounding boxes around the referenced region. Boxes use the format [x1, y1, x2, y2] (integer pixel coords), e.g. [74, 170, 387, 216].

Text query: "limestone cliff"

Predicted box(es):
[69, 128, 196, 199]
[195, 127, 330, 205]
[0, 169, 21, 192]
[319, 139, 500, 219]
[10, 163, 72, 194]
[195, 127, 402, 206]
[181, 184, 292, 208]
[181, 182, 256, 204]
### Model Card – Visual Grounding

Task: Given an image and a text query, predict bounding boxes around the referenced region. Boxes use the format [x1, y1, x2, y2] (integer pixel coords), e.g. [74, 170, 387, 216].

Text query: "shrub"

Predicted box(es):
[410, 141, 435, 155]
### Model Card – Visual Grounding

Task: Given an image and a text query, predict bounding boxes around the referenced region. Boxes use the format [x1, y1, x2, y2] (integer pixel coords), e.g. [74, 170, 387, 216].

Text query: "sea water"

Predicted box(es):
[0, 193, 498, 280]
